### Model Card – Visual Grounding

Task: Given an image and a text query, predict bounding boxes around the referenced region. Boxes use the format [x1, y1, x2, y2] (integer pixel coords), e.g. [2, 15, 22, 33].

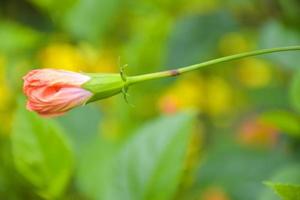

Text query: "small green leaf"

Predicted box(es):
[11, 99, 74, 198]
[265, 182, 300, 200]
[77, 111, 196, 200]
[260, 164, 300, 200]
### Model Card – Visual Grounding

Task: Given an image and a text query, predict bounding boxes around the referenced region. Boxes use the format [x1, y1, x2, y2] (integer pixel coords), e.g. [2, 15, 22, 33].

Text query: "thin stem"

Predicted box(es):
[127, 46, 300, 85]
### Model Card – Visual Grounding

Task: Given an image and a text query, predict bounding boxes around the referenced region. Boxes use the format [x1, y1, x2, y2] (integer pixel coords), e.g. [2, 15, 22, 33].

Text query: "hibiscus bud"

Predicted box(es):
[23, 69, 125, 117]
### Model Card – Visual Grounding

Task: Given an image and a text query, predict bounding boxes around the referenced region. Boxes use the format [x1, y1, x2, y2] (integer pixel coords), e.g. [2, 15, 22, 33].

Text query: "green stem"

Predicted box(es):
[127, 46, 300, 85]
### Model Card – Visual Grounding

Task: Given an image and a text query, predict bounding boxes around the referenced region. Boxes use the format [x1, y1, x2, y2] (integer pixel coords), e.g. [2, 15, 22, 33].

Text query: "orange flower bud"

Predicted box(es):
[23, 69, 92, 117]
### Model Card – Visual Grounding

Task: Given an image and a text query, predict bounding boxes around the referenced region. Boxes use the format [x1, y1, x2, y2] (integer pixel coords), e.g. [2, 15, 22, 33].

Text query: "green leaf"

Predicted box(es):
[259, 20, 300, 69]
[195, 136, 290, 200]
[122, 13, 173, 73]
[166, 11, 238, 67]
[277, 0, 300, 26]
[77, 111, 196, 200]
[0, 21, 43, 54]
[260, 164, 300, 200]
[63, 0, 121, 42]
[58, 104, 102, 154]
[76, 137, 118, 200]
[290, 70, 300, 113]
[29, 0, 76, 20]
[265, 182, 300, 200]
[11, 99, 74, 198]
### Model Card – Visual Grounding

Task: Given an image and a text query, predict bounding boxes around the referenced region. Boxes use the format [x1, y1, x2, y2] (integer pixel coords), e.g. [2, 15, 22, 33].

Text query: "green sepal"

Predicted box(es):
[82, 73, 126, 103]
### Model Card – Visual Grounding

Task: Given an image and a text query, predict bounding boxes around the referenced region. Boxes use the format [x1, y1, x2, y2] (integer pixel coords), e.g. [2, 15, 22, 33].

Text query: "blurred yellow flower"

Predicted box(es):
[158, 75, 205, 114]
[0, 84, 11, 111]
[219, 32, 252, 55]
[237, 58, 272, 88]
[0, 55, 12, 135]
[205, 77, 232, 116]
[39, 42, 118, 74]
[38, 43, 87, 71]
[89, 49, 118, 73]
[0, 55, 10, 110]
[158, 75, 232, 116]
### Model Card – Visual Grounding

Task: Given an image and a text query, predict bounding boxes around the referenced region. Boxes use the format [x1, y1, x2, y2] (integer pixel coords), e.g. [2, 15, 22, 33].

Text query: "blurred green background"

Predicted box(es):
[1, 0, 300, 199]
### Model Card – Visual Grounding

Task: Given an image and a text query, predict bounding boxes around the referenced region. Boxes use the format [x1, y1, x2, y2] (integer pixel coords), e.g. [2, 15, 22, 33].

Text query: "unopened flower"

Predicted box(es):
[23, 69, 93, 117]
[23, 69, 126, 117]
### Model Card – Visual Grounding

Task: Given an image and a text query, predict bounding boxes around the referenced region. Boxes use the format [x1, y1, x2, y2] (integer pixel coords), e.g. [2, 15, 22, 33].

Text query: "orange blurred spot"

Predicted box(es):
[238, 117, 278, 148]
[201, 187, 230, 200]
[158, 94, 180, 114]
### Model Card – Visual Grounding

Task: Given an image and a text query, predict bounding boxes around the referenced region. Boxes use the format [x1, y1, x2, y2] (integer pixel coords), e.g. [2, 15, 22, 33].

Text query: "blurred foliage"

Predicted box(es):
[12, 99, 73, 199]
[260, 165, 300, 200]
[1, 0, 300, 199]
[265, 182, 300, 200]
[77, 112, 195, 200]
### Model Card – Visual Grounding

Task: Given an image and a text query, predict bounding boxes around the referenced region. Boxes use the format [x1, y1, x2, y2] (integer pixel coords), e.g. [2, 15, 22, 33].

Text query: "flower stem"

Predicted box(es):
[127, 46, 300, 85]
